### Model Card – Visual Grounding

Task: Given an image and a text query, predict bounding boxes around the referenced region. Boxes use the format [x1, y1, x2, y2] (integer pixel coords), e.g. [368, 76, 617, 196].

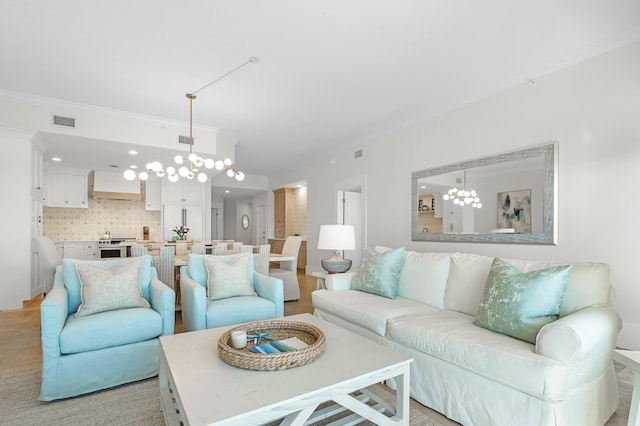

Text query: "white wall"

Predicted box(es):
[271, 40, 640, 349]
[0, 128, 37, 309]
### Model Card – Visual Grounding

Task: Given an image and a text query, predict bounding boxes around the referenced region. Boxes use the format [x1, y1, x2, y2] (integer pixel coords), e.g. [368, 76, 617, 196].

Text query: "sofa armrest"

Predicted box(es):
[180, 267, 207, 332]
[325, 272, 357, 291]
[253, 272, 284, 318]
[535, 306, 622, 364]
[149, 277, 175, 336]
[40, 269, 68, 358]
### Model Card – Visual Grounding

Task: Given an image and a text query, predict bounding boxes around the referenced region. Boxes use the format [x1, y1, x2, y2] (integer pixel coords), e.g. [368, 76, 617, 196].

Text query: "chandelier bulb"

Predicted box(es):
[174, 155, 184, 165]
[197, 173, 208, 183]
[214, 160, 224, 170]
[178, 166, 189, 177]
[223, 158, 232, 166]
[226, 169, 235, 177]
[168, 174, 179, 183]
[235, 172, 245, 181]
[204, 158, 215, 169]
[139, 172, 149, 181]
[123, 169, 136, 181]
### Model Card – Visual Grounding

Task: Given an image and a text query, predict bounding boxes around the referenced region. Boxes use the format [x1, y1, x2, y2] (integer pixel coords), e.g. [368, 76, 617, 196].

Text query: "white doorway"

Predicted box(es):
[211, 207, 221, 240]
[336, 176, 366, 271]
[256, 204, 267, 245]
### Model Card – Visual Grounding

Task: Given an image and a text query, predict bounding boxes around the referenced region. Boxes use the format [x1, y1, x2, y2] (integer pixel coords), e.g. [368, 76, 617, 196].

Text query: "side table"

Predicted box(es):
[311, 271, 328, 290]
[613, 349, 640, 426]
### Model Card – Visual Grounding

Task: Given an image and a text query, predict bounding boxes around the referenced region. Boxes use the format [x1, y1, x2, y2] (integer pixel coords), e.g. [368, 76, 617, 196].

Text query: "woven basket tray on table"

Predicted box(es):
[218, 319, 326, 371]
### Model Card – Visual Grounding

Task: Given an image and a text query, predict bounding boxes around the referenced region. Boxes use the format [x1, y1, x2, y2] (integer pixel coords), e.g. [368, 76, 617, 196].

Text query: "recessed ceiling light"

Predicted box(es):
[51, 157, 62, 162]
[130, 165, 137, 169]
[225, 190, 230, 193]
[129, 150, 138, 155]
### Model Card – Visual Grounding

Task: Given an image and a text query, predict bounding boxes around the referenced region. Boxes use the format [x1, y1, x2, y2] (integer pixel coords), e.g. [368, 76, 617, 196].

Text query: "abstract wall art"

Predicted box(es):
[497, 189, 532, 234]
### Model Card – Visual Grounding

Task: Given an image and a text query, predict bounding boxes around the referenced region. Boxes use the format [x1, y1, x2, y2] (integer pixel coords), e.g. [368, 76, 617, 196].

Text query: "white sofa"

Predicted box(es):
[312, 248, 622, 426]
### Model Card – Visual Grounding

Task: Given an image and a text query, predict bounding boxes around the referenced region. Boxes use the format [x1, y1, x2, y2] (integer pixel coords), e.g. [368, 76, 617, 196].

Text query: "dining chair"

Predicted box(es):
[131, 246, 149, 257]
[269, 236, 302, 301]
[190, 242, 206, 254]
[209, 245, 224, 255]
[254, 244, 271, 275]
[175, 241, 188, 256]
[232, 242, 244, 254]
[239, 245, 253, 254]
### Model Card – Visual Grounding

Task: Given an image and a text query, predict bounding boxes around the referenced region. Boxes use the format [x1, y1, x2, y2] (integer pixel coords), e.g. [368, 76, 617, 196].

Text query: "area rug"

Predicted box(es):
[0, 364, 633, 425]
[0, 366, 453, 425]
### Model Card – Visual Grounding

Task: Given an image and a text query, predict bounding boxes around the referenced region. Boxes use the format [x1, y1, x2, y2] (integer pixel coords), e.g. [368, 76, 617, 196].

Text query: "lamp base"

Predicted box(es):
[321, 255, 352, 274]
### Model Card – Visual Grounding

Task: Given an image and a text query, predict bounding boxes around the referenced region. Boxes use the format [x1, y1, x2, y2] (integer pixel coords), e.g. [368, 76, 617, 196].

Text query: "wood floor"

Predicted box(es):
[0, 271, 318, 371]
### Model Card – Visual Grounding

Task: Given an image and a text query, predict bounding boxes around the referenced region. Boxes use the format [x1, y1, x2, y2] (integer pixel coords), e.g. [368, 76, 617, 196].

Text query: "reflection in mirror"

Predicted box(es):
[411, 142, 557, 244]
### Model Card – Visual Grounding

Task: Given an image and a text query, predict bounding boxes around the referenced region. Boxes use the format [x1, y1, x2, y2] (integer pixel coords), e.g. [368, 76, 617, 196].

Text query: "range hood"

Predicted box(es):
[92, 170, 142, 201]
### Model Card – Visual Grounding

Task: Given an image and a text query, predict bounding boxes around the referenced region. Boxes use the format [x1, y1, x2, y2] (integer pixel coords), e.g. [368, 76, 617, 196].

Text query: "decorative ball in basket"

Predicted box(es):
[218, 320, 325, 371]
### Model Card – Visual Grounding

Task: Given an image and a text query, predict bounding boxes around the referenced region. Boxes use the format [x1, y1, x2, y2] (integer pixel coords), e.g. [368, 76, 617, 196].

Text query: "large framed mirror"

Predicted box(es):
[411, 142, 557, 244]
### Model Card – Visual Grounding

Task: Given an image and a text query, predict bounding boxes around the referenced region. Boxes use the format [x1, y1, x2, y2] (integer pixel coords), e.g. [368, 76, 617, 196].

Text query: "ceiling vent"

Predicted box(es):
[52, 115, 76, 128]
[178, 135, 193, 145]
[354, 149, 363, 159]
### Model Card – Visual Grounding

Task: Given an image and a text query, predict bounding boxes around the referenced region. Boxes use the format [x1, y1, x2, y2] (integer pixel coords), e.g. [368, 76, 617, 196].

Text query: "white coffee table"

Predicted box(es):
[159, 313, 412, 425]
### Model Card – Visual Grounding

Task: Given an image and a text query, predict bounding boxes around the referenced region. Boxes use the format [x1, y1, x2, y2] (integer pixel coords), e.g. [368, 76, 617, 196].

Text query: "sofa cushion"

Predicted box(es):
[397, 251, 451, 310]
[75, 257, 150, 317]
[473, 258, 571, 343]
[444, 252, 494, 315]
[63, 256, 152, 315]
[205, 253, 256, 300]
[205, 296, 276, 328]
[60, 307, 163, 354]
[351, 247, 405, 299]
[386, 311, 568, 400]
[312, 289, 435, 336]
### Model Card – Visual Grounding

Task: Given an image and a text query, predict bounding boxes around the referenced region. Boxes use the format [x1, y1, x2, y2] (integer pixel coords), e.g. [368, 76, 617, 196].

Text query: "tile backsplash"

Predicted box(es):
[44, 181, 161, 241]
[292, 186, 307, 240]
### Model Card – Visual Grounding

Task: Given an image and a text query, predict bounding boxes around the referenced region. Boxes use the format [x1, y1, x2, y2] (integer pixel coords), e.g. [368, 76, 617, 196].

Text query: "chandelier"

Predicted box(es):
[124, 57, 260, 183]
[442, 171, 482, 208]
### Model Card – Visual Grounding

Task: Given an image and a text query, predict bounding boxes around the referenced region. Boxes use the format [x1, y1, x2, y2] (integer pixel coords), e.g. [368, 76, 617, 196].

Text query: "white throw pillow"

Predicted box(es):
[205, 253, 256, 300]
[75, 257, 149, 318]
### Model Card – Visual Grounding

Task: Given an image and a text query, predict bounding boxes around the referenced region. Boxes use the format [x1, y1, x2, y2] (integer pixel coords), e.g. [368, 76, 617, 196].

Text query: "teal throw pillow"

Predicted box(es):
[351, 247, 405, 299]
[473, 258, 571, 343]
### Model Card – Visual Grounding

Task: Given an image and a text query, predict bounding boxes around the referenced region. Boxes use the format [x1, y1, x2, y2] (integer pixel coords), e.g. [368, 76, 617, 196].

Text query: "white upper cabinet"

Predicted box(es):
[45, 168, 89, 208]
[163, 180, 203, 204]
[145, 179, 161, 211]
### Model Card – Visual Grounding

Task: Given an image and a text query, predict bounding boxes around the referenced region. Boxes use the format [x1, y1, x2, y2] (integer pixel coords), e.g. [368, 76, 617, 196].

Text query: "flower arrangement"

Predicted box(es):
[173, 225, 191, 240]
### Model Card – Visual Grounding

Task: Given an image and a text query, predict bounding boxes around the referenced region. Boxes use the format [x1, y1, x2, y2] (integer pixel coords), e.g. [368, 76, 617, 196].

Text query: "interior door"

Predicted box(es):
[337, 189, 363, 271]
[256, 204, 267, 245]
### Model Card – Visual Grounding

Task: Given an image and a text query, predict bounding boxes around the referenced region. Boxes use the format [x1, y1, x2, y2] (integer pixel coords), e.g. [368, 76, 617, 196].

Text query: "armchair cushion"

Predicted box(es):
[205, 253, 256, 300]
[60, 307, 163, 354]
[62, 256, 153, 314]
[187, 253, 255, 290]
[75, 257, 150, 317]
[474, 258, 571, 344]
[205, 296, 277, 328]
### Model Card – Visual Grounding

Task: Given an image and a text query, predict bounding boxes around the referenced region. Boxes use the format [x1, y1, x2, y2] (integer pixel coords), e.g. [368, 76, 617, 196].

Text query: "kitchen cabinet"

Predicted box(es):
[163, 204, 204, 241]
[145, 179, 161, 211]
[46, 168, 89, 208]
[163, 180, 203, 204]
[56, 241, 97, 260]
[273, 188, 294, 239]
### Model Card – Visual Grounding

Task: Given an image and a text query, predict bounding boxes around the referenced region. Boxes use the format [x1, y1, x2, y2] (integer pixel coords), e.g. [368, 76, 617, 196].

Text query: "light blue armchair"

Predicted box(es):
[180, 253, 284, 332]
[39, 255, 175, 401]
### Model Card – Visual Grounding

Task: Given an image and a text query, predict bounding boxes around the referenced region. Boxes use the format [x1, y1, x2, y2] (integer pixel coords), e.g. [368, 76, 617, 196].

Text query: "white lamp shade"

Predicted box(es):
[317, 225, 356, 250]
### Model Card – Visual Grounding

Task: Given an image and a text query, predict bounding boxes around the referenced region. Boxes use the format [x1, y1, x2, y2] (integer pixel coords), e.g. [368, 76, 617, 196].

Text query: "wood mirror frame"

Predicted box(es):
[241, 213, 250, 230]
[411, 142, 558, 245]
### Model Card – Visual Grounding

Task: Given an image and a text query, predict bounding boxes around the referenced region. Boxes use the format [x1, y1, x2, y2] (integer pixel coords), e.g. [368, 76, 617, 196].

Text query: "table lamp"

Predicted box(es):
[318, 224, 356, 273]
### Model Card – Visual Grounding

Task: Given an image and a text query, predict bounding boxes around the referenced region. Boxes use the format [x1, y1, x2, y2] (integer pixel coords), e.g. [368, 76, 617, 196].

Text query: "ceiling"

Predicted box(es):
[2, 1, 640, 180]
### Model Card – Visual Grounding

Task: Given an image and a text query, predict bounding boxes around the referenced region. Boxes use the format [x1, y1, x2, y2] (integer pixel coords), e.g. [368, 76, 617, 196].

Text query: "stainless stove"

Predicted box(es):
[97, 237, 136, 258]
